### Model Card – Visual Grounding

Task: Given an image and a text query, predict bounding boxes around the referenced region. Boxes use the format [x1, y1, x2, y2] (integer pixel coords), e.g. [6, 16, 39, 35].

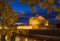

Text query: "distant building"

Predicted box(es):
[29, 16, 49, 29]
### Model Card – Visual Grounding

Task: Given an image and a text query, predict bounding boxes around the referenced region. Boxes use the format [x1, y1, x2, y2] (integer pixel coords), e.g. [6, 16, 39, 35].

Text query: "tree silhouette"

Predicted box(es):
[0, 0, 24, 28]
[20, 0, 60, 14]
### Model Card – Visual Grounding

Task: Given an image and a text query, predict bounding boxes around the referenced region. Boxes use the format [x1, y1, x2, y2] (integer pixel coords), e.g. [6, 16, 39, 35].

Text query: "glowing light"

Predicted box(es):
[15, 23, 23, 25]
[29, 17, 39, 26]
[15, 36, 20, 41]
[0, 26, 2, 29]
[29, 16, 49, 28]
[25, 38, 28, 41]
[56, 14, 60, 20]
[17, 26, 33, 29]
[5, 35, 10, 41]
[44, 20, 49, 26]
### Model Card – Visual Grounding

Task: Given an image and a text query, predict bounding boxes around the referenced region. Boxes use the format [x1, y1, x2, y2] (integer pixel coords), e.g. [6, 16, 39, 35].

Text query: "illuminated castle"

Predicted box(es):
[29, 15, 49, 29]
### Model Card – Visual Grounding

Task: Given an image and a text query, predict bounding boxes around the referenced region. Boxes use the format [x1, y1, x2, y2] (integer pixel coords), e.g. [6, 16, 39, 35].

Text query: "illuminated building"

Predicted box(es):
[17, 25, 33, 30]
[29, 15, 49, 29]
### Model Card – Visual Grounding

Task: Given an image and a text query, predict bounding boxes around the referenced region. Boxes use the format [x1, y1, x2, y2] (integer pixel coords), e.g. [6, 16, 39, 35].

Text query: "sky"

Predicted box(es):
[6, 0, 60, 24]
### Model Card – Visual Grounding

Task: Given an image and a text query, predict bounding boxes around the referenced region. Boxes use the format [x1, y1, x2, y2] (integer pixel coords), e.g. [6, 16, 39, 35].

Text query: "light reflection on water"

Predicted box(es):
[10, 36, 40, 41]
[0, 35, 41, 41]
[4, 36, 39, 41]
[14, 37, 37, 41]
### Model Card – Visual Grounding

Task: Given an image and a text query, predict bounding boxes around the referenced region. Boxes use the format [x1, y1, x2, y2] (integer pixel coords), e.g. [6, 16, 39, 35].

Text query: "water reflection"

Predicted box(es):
[0, 34, 47, 41]
[4, 35, 39, 41]
[15, 36, 37, 41]
[0, 35, 47, 41]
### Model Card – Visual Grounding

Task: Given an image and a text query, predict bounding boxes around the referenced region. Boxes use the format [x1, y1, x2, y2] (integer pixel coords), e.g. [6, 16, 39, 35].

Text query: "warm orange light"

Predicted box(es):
[29, 16, 49, 27]
[15, 36, 20, 41]
[29, 17, 39, 26]
[0, 26, 2, 29]
[44, 20, 49, 26]
[17, 26, 33, 29]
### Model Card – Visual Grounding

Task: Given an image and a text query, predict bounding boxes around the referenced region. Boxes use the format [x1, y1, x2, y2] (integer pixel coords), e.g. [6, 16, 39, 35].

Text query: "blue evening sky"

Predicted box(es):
[6, 0, 60, 24]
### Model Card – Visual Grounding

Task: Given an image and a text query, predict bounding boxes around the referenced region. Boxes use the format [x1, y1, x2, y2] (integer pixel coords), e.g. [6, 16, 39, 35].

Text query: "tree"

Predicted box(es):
[0, 0, 24, 29]
[20, 0, 60, 14]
